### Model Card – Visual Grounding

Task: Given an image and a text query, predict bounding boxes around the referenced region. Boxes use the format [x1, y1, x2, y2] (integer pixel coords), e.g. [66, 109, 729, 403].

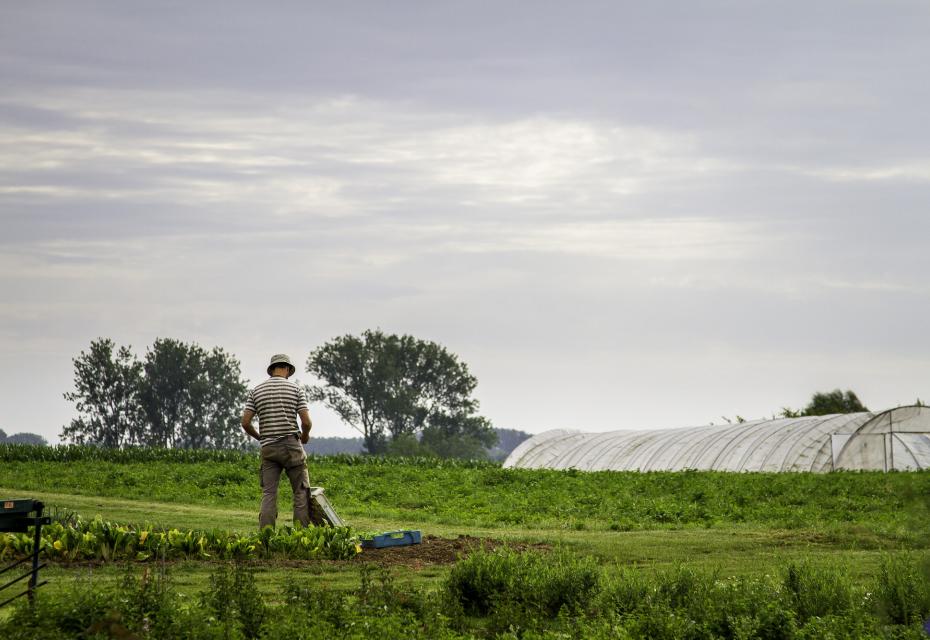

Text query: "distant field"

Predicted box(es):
[1, 445, 929, 638]
[2, 446, 928, 585]
[1, 445, 927, 538]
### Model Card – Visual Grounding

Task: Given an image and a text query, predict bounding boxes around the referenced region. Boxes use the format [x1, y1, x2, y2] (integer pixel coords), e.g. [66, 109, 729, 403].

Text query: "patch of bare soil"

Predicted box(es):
[354, 534, 550, 569]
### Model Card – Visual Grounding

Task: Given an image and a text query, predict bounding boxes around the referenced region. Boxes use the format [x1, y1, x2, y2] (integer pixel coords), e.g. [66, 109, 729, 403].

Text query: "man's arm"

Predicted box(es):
[241, 409, 261, 441]
[298, 408, 312, 444]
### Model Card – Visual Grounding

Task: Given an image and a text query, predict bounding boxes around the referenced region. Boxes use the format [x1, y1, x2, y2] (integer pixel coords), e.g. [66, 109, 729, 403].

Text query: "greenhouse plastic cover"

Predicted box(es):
[503, 406, 930, 472]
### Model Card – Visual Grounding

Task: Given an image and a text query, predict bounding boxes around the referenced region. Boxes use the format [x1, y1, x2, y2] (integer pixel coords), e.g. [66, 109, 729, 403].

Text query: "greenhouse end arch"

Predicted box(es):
[503, 406, 930, 472]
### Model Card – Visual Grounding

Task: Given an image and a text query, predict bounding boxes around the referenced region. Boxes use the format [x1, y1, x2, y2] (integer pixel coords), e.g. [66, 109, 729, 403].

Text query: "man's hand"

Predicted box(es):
[241, 409, 261, 441]
[299, 408, 312, 444]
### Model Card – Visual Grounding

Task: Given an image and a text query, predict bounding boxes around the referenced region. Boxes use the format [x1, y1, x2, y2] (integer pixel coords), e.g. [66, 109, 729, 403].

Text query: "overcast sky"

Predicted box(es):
[2, 1, 928, 444]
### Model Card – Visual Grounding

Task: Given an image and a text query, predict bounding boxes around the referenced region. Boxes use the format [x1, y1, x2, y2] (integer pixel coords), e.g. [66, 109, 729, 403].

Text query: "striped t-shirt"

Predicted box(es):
[244, 376, 308, 447]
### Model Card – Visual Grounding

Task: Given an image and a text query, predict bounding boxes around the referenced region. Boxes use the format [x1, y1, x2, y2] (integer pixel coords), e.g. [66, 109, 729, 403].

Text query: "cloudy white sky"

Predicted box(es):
[2, 1, 928, 443]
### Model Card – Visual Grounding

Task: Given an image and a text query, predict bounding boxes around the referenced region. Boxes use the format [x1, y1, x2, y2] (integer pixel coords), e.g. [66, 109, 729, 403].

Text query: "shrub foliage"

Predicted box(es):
[2, 552, 929, 639]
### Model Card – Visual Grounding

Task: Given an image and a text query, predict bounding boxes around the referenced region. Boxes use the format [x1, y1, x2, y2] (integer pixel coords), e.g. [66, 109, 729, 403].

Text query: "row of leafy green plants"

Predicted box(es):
[3, 455, 928, 537]
[3, 549, 929, 639]
[0, 443, 500, 468]
[0, 517, 360, 563]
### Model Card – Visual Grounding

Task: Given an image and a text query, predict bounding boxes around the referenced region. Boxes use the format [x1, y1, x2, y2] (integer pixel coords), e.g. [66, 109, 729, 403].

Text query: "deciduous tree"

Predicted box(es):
[61, 338, 144, 447]
[780, 389, 869, 418]
[139, 338, 248, 449]
[306, 330, 496, 456]
[802, 389, 868, 416]
[62, 337, 248, 449]
[420, 414, 497, 459]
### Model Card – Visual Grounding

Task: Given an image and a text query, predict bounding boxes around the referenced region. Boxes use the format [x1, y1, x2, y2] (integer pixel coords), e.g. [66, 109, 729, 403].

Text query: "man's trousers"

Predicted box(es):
[259, 436, 310, 528]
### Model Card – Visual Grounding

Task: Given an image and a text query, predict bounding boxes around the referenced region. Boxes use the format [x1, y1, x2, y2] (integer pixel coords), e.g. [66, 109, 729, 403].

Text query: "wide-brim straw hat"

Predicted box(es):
[267, 353, 296, 377]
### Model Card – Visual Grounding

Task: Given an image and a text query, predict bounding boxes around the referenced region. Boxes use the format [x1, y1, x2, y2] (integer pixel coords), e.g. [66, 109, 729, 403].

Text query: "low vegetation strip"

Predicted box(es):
[0, 443, 499, 468]
[1, 446, 928, 538]
[0, 516, 360, 563]
[2, 549, 929, 639]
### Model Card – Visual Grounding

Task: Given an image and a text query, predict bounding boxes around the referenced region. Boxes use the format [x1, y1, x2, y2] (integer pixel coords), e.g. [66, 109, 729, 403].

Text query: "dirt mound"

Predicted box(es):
[355, 534, 548, 568]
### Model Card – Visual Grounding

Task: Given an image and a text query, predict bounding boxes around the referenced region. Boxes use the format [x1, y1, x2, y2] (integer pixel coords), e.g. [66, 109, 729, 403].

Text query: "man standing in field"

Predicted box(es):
[241, 354, 312, 529]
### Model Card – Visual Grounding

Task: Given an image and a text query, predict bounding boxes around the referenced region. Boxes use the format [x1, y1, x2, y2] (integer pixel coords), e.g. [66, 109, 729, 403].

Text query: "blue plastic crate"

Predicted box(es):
[361, 530, 422, 549]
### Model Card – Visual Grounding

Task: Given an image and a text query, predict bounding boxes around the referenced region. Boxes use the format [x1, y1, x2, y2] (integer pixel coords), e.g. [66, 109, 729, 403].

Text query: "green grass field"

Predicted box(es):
[1, 446, 929, 638]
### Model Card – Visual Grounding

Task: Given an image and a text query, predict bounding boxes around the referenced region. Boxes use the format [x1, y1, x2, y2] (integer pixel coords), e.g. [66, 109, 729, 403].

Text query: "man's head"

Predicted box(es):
[267, 353, 296, 378]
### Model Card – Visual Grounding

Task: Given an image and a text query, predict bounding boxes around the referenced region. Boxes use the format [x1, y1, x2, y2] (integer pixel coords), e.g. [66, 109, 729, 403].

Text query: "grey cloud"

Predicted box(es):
[0, 102, 86, 130]
[4, 3, 927, 121]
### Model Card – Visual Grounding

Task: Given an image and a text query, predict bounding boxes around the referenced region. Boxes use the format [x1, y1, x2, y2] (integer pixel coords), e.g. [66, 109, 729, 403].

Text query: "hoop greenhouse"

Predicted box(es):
[503, 406, 930, 472]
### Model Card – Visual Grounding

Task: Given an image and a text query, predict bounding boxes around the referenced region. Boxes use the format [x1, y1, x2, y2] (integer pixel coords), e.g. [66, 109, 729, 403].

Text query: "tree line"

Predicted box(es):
[306, 427, 530, 460]
[63, 333, 919, 456]
[722, 389, 871, 424]
[61, 338, 248, 450]
[0, 429, 48, 446]
[779, 389, 869, 418]
[62, 331, 499, 457]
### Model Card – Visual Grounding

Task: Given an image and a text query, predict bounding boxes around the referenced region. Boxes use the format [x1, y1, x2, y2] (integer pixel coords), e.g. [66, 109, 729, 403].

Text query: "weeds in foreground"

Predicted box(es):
[2, 552, 929, 639]
[875, 552, 930, 625]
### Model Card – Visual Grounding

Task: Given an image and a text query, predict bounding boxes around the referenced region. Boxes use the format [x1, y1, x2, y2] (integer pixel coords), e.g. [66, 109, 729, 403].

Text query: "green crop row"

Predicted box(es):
[0, 517, 360, 563]
[3, 446, 930, 541]
[0, 443, 500, 468]
[3, 457, 929, 537]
